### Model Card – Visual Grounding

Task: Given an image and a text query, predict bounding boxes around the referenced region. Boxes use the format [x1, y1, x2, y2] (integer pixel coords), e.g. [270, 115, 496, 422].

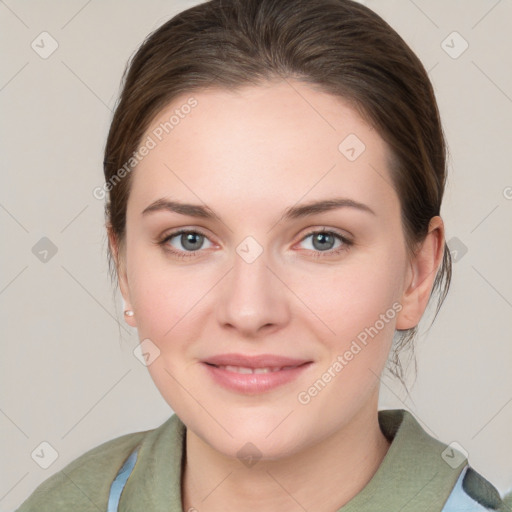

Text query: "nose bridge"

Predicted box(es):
[217, 235, 289, 334]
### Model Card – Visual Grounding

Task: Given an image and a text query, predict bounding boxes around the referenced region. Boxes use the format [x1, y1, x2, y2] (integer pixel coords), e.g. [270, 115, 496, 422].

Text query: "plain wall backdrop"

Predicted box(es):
[1, 0, 511, 510]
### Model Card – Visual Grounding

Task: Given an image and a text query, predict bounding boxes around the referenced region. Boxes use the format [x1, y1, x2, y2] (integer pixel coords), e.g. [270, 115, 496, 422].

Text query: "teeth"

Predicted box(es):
[225, 365, 253, 374]
[218, 365, 295, 374]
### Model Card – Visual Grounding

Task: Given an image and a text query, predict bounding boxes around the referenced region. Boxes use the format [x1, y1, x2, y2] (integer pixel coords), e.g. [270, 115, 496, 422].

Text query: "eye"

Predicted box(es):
[157, 227, 352, 260]
[158, 229, 213, 258]
[297, 229, 352, 257]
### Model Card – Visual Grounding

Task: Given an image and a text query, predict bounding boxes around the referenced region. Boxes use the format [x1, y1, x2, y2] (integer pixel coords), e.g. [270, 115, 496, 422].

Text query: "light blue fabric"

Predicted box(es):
[107, 446, 139, 512]
[441, 466, 493, 512]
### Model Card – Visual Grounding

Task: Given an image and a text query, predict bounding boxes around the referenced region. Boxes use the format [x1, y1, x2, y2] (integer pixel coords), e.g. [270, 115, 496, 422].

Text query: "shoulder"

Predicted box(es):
[378, 409, 510, 511]
[15, 428, 150, 512]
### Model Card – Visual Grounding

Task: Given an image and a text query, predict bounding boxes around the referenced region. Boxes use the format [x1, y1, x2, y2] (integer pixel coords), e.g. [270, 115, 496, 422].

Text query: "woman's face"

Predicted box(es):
[117, 80, 419, 459]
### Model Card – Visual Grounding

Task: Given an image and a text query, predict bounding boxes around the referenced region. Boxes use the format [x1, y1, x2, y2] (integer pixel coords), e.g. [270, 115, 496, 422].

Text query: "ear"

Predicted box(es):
[396, 216, 445, 330]
[107, 224, 137, 328]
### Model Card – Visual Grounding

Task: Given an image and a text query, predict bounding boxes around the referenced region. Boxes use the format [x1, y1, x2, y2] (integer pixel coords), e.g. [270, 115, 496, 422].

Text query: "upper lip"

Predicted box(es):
[203, 353, 312, 368]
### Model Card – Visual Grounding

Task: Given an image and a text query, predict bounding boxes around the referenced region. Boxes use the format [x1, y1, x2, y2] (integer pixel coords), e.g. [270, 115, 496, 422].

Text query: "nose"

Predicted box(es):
[216, 243, 291, 338]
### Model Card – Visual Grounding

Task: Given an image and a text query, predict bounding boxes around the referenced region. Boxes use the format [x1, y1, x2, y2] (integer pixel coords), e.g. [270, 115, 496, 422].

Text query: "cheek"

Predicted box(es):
[288, 249, 405, 391]
[126, 245, 205, 342]
[291, 264, 402, 416]
[290, 250, 405, 340]
[126, 251, 208, 404]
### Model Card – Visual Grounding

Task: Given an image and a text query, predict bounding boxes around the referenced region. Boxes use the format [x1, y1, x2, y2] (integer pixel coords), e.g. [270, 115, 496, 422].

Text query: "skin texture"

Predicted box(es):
[109, 79, 445, 511]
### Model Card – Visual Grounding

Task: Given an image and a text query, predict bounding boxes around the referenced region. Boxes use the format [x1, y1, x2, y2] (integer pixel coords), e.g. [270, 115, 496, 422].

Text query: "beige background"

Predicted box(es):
[1, 0, 511, 509]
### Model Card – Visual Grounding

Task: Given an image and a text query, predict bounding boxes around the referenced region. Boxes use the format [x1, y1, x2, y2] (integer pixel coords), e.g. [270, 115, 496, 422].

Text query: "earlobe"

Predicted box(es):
[123, 309, 136, 327]
[107, 223, 137, 327]
[123, 307, 137, 327]
[395, 216, 445, 330]
[119, 274, 137, 327]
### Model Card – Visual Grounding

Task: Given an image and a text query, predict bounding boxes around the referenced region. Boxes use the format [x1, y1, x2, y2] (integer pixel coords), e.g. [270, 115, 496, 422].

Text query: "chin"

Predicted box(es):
[192, 412, 311, 462]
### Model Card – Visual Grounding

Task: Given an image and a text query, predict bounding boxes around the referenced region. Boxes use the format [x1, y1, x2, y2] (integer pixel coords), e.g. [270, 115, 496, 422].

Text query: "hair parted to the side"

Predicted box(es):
[103, 0, 452, 390]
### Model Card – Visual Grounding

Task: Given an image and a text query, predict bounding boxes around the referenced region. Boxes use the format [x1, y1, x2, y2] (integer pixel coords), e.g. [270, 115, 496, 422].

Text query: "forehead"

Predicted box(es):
[128, 80, 398, 220]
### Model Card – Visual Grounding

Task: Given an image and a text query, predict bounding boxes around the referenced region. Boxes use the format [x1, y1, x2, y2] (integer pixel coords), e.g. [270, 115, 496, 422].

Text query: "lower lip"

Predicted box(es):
[202, 362, 312, 394]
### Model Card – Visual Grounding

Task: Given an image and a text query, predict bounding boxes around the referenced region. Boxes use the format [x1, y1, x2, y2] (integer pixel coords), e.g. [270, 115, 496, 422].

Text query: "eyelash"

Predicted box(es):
[157, 228, 353, 260]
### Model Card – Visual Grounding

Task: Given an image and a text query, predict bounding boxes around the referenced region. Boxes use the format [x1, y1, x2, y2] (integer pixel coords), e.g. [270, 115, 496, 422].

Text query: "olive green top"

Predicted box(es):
[15, 409, 509, 511]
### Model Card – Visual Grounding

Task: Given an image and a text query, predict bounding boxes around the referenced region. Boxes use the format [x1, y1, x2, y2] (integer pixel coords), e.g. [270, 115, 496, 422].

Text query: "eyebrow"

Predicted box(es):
[141, 197, 376, 221]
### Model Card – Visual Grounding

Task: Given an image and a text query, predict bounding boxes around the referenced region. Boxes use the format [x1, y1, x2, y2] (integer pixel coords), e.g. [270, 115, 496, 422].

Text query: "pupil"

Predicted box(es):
[183, 233, 202, 250]
[314, 233, 333, 251]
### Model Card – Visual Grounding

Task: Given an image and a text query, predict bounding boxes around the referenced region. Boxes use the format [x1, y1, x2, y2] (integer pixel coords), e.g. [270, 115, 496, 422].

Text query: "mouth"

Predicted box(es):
[201, 354, 313, 394]
[205, 363, 305, 374]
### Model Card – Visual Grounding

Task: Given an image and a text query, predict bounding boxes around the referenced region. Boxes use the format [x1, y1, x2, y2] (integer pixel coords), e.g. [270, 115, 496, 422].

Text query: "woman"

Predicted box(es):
[16, 0, 510, 510]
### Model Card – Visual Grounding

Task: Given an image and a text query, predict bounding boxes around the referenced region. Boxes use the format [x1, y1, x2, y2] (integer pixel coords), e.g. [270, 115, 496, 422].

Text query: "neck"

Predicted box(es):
[181, 398, 391, 512]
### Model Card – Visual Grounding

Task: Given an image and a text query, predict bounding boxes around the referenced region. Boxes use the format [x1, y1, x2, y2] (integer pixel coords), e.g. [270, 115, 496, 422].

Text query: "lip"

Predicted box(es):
[203, 353, 311, 368]
[201, 353, 313, 394]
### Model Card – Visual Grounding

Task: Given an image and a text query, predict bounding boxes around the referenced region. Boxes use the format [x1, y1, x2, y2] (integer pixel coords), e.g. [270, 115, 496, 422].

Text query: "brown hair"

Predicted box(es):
[103, 0, 452, 387]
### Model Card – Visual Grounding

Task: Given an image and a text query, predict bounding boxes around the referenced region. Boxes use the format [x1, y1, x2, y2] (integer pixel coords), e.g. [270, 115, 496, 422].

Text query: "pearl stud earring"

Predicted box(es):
[124, 310, 134, 317]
